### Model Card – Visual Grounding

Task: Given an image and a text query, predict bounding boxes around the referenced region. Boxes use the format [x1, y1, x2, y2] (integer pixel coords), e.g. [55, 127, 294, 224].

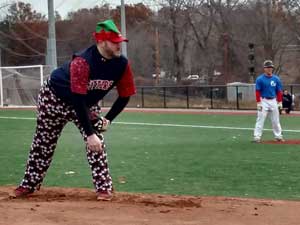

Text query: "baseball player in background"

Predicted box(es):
[12, 19, 136, 200]
[253, 60, 284, 143]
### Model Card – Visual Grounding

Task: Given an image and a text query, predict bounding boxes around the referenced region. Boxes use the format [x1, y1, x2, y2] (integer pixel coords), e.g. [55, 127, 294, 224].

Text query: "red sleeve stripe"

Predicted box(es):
[277, 91, 283, 102]
[256, 90, 261, 102]
[116, 63, 136, 97]
[70, 57, 90, 94]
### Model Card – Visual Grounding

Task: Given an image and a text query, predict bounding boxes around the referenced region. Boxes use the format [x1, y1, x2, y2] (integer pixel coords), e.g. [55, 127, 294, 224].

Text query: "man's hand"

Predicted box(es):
[94, 117, 110, 132]
[257, 102, 262, 111]
[278, 102, 283, 110]
[87, 134, 103, 152]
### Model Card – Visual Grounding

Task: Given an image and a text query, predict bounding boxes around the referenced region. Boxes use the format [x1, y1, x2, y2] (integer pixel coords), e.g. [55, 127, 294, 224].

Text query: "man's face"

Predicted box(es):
[103, 41, 122, 58]
[264, 67, 273, 75]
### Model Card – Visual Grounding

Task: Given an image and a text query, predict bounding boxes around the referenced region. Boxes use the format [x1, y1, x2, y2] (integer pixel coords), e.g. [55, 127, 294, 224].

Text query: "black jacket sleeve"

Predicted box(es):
[71, 93, 94, 136]
[105, 96, 130, 122]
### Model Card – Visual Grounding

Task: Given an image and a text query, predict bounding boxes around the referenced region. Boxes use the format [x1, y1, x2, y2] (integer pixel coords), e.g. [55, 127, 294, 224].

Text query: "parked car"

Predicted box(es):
[185, 75, 200, 80]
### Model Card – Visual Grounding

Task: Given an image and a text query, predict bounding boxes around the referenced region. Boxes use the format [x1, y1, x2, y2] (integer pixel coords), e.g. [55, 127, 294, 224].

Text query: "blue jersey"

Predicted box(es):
[255, 73, 282, 98]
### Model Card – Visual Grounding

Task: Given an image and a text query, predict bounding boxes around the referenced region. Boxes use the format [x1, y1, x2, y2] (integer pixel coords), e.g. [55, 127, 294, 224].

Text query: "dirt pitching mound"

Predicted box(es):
[1, 186, 300, 225]
[262, 139, 300, 145]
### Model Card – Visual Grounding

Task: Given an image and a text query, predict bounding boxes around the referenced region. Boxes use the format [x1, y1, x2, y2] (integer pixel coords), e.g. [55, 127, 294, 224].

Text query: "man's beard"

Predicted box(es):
[104, 43, 121, 58]
[112, 51, 121, 58]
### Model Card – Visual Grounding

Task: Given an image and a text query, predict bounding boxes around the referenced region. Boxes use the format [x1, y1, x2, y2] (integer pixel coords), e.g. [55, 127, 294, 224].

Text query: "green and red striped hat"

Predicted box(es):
[93, 19, 128, 43]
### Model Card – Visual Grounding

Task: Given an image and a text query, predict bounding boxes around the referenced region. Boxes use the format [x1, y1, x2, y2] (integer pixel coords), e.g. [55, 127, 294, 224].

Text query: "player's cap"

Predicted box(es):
[93, 19, 128, 43]
[263, 60, 274, 68]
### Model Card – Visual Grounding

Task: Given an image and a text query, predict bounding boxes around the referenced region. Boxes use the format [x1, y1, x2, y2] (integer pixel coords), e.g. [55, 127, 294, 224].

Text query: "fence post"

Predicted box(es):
[210, 87, 213, 109]
[0, 67, 2, 107]
[186, 86, 189, 109]
[40, 65, 44, 86]
[163, 87, 166, 108]
[236, 86, 239, 110]
[141, 87, 144, 107]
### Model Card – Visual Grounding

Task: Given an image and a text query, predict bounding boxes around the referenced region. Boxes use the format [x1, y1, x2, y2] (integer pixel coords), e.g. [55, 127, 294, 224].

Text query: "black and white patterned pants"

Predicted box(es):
[19, 81, 113, 193]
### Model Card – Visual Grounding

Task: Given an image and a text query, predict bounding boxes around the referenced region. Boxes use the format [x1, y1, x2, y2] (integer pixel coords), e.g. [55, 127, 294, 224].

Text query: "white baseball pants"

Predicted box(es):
[254, 98, 283, 140]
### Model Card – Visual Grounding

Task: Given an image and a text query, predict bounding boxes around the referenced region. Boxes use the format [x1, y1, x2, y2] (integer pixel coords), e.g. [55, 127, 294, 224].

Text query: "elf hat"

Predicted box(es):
[93, 19, 128, 43]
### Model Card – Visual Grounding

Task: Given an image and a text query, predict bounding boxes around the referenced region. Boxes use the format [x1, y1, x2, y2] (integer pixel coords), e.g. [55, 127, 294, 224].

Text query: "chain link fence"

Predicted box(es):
[103, 84, 300, 111]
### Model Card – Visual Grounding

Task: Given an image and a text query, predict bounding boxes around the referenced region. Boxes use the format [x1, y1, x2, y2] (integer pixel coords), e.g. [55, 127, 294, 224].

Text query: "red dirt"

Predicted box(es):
[1, 186, 300, 225]
[262, 139, 300, 145]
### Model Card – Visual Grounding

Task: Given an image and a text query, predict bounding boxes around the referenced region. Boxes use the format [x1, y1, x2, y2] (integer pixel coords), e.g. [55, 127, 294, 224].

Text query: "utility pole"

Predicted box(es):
[248, 43, 255, 82]
[0, 48, 2, 107]
[120, 0, 127, 57]
[223, 33, 229, 84]
[47, 0, 57, 70]
[155, 27, 160, 85]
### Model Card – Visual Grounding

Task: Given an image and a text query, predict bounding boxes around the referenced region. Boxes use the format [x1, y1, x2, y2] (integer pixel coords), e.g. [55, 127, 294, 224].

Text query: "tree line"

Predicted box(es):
[0, 0, 300, 85]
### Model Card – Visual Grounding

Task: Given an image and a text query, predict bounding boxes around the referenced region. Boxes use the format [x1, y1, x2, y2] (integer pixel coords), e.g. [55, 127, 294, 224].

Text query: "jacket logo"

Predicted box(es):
[270, 81, 276, 87]
[88, 80, 113, 90]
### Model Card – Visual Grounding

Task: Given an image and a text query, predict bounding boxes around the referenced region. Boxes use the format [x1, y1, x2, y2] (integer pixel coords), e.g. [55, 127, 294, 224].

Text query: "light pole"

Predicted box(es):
[0, 3, 11, 107]
[120, 0, 127, 57]
[47, 0, 57, 70]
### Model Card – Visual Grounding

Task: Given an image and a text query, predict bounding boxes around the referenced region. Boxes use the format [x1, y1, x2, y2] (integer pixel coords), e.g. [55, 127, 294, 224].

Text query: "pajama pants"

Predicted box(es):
[19, 81, 113, 193]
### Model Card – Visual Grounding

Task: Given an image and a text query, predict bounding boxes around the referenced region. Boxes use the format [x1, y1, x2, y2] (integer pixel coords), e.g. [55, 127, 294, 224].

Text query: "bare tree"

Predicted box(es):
[159, 0, 190, 83]
[281, 0, 300, 40]
[6, 1, 46, 23]
[195, 0, 248, 83]
[280, 0, 300, 82]
[253, 1, 289, 59]
[185, 0, 220, 84]
[2, 0, 300, 84]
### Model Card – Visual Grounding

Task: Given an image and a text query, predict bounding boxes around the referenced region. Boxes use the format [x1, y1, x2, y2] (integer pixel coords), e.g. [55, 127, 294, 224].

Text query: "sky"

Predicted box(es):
[1, 0, 154, 19]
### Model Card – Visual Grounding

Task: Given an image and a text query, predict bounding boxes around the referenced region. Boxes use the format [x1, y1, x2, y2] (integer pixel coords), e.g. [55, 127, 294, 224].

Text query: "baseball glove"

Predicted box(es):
[93, 117, 110, 132]
[257, 102, 262, 111]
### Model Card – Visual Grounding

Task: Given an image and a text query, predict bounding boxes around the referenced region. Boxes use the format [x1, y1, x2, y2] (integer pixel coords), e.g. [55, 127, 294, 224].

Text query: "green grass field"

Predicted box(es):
[0, 109, 300, 200]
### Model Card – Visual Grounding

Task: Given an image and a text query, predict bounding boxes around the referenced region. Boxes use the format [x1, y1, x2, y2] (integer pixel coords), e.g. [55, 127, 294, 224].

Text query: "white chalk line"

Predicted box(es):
[0, 116, 299, 133]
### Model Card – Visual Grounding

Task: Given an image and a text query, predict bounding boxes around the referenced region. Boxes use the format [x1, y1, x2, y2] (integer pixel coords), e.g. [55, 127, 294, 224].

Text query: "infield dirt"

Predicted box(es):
[0, 186, 299, 225]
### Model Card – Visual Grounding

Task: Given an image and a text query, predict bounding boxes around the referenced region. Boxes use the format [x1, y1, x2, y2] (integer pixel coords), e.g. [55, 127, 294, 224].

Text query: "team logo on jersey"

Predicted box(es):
[270, 80, 276, 87]
[88, 80, 113, 90]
